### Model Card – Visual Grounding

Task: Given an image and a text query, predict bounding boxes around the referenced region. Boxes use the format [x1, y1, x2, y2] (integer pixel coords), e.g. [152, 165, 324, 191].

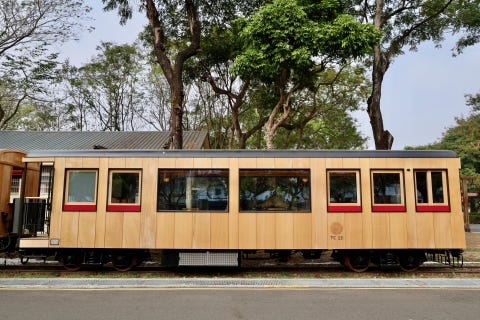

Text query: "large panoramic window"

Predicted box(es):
[371, 170, 405, 212]
[63, 170, 98, 211]
[415, 170, 450, 212]
[239, 169, 311, 212]
[157, 169, 228, 211]
[327, 170, 361, 212]
[107, 170, 142, 212]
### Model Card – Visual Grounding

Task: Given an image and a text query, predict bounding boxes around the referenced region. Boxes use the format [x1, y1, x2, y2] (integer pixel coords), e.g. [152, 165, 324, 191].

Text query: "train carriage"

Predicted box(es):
[3, 149, 466, 271]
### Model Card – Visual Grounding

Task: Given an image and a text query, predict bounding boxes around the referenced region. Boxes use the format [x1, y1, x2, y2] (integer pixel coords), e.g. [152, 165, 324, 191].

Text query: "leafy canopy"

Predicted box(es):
[232, 0, 381, 82]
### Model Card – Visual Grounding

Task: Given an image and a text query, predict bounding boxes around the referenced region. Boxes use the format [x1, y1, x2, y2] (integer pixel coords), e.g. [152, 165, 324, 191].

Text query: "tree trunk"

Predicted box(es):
[264, 122, 276, 149]
[170, 82, 184, 149]
[367, 44, 393, 150]
[146, 0, 200, 149]
[264, 69, 292, 149]
[367, 0, 394, 150]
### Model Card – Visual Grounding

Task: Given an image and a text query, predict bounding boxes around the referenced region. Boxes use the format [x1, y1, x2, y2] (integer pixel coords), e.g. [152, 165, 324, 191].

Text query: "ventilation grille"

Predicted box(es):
[178, 251, 239, 266]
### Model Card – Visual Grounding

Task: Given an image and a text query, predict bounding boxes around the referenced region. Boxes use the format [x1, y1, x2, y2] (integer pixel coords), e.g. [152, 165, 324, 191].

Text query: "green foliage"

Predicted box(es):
[0, 53, 64, 129]
[229, 0, 380, 149]
[0, 0, 90, 130]
[232, 0, 380, 82]
[275, 109, 367, 149]
[64, 42, 146, 131]
[273, 66, 370, 149]
[448, 0, 480, 54]
[342, 0, 480, 62]
[1, 104, 58, 131]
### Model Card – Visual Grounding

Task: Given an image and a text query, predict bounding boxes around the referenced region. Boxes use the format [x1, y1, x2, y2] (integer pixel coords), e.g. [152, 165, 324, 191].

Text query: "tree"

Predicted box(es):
[465, 92, 480, 112]
[0, 0, 90, 129]
[274, 66, 370, 149]
[191, 22, 264, 149]
[188, 3, 373, 149]
[347, 0, 480, 149]
[232, 0, 380, 149]
[65, 42, 146, 131]
[103, 0, 261, 148]
[0, 53, 63, 130]
[103, 0, 201, 147]
[140, 63, 172, 132]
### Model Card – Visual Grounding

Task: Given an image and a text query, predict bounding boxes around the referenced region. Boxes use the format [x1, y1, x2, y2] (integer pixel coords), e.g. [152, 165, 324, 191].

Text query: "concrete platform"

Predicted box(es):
[1, 277, 480, 289]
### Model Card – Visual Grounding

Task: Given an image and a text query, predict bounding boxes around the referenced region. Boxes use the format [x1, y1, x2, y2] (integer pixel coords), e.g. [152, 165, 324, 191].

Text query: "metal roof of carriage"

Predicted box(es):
[23, 149, 458, 159]
[0, 131, 209, 151]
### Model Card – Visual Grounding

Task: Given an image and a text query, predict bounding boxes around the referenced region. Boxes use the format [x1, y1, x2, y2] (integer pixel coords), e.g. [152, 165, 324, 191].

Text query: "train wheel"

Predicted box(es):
[399, 254, 422, 272]
[61, 252, 83, 271]
[345, 253, 370, 272]
[0, 236, 11, 252]
[20, 256, 30, 265]
[112, 253, 137, 272]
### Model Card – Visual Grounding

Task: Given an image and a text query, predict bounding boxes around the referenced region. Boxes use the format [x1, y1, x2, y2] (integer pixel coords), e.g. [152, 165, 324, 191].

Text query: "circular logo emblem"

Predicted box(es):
[330, 222, 344, 235]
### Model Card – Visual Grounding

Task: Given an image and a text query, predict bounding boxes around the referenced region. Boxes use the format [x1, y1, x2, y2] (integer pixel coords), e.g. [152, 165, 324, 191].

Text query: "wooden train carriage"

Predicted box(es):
[0, 149, 41, 251]
[18, 149, 466, 271]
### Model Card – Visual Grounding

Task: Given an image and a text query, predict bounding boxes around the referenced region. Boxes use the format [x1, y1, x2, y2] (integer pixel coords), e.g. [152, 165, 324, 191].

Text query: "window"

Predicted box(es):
[371, 170, 405, 212]
[9, 170, 22, 203]
[64, 170, 98, 211]
[239, 169, 310, 212]
[157, 169, 228, 211]
[327, 170, 361, 212]
[415, 170, 450, 212]
[108, 170, 142, 212]
[10, 177, 21, 194]
[40, 166, 54, 197]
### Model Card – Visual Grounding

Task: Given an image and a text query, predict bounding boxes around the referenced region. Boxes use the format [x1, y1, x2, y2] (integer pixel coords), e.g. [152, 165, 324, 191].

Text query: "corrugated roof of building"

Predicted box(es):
[0, 131, 209, 151]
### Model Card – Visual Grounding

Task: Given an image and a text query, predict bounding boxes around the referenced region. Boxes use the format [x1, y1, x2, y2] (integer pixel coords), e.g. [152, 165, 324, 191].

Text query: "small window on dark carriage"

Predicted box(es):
[327, 170, 362, 212]
[371, 170, 406, 212]
[157, 169, 229, 211]
[239, 169, 311, 212]
[415, 170, 450, 212]
[107, 170, 142, 212]
[63, 170, 98, 211]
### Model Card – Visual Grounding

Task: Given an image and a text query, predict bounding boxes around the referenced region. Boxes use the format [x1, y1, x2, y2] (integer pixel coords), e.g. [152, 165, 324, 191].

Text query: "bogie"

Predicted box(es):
[332, 250, 427, 272]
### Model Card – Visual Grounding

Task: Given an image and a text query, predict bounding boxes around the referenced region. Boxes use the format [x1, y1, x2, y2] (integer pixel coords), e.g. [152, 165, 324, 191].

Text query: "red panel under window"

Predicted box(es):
[328, 205, 362, 212]
[372, 205, 406, 212]
[416, 205, 450, 212]
[63, 204, 97, 211]
[107, 204, 141, 212]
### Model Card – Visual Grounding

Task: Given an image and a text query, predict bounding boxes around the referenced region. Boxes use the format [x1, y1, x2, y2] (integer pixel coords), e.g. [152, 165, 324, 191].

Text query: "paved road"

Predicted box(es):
[470, 224, 480, 232]
[1, 288, 480, 320]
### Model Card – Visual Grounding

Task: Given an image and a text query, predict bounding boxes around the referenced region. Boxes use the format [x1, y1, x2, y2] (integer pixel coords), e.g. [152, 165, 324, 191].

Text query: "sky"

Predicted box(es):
[58, 1, 480, 150]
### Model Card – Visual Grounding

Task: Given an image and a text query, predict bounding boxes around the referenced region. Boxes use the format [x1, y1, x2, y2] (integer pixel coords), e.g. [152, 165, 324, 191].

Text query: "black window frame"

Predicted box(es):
[239, 169, 311, 213]
[157, 168, 229, 212]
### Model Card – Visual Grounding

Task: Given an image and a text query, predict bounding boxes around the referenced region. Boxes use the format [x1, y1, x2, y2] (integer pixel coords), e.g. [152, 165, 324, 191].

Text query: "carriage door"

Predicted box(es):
[13, 162, 54, 237]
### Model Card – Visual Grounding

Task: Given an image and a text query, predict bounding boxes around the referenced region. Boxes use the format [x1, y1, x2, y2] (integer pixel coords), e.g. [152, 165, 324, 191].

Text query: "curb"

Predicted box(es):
[1, 278, 480, 289]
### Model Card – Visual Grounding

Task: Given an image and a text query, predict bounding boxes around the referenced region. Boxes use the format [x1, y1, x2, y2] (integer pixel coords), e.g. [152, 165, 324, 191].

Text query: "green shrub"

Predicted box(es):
[470, 213, 480, 224]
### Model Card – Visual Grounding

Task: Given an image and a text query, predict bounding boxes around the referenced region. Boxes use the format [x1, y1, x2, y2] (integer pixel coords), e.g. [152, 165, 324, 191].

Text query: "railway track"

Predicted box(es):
[2, 258, 480, 276]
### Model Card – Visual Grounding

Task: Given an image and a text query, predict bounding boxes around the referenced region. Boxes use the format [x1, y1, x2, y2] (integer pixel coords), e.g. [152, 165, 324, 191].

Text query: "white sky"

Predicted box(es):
[58, 1, 480, 150]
